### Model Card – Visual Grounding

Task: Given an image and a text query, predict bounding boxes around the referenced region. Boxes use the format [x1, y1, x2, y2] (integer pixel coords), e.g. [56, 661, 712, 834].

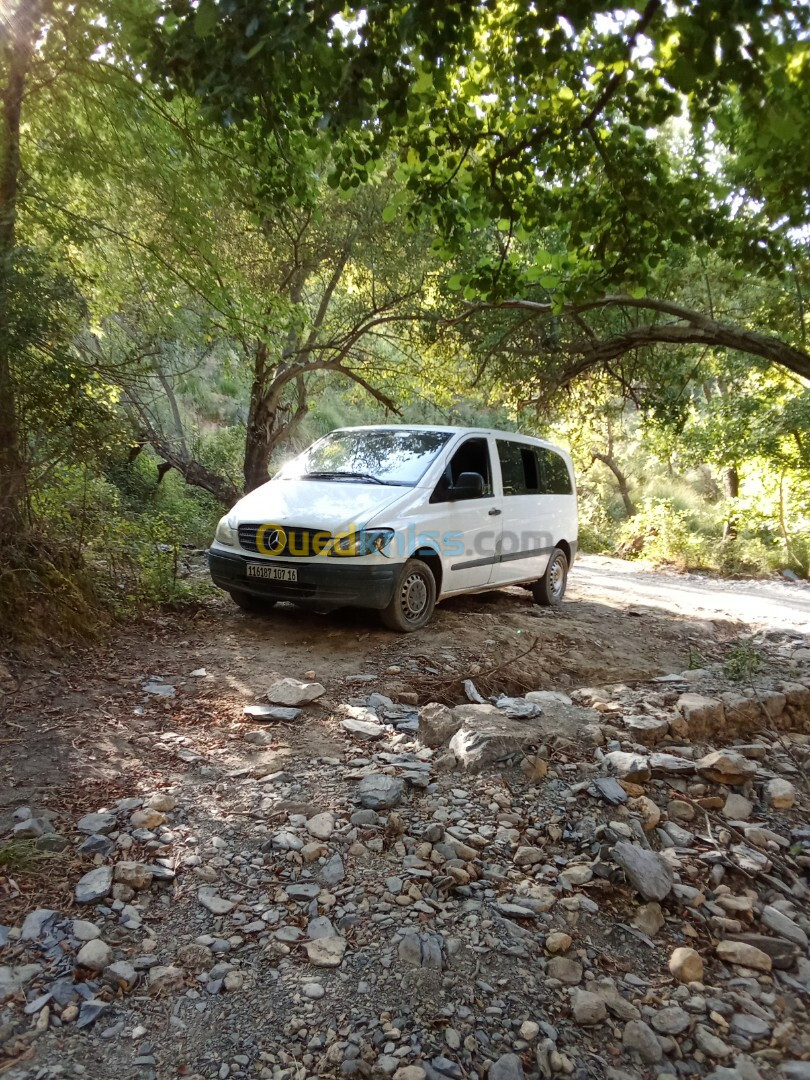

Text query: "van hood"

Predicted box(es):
[231, 477, 406, 534]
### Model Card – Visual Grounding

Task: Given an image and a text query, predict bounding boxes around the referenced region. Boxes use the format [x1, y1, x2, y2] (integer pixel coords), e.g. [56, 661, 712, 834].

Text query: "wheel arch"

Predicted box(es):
[414, 546, 444, 597]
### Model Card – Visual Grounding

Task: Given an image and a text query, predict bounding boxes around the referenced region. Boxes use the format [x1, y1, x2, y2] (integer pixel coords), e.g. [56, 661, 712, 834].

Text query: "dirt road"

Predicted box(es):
[573, 554, 810, 634]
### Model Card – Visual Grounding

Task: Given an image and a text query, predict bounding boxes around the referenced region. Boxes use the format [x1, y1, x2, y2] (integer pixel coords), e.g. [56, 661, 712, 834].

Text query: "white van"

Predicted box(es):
[209, 425, 578, 632]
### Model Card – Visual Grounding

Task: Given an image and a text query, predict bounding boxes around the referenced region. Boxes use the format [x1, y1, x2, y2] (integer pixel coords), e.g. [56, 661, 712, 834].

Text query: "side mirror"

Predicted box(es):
[449, 471, 485, 499]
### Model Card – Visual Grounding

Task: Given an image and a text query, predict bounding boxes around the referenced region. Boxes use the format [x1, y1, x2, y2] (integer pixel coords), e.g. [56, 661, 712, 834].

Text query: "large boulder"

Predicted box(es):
[676, 694, 725, 739]
[418, 702, 462, 747]
[448, 705, 537, 770]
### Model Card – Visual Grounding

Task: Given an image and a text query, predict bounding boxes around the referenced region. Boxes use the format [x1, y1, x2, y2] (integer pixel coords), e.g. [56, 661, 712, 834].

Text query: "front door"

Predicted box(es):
[430, 436, 503, 593]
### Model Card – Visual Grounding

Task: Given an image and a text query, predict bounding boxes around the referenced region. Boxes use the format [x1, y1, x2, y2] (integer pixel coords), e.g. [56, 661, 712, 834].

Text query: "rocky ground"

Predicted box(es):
[2, 610, 809, 1080]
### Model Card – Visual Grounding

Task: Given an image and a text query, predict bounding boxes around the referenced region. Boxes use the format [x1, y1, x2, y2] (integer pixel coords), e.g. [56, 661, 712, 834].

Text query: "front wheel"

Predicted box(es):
[229, 590, 277, 614]
[380, 559, 437, 632]
[532, 548, 568, 607]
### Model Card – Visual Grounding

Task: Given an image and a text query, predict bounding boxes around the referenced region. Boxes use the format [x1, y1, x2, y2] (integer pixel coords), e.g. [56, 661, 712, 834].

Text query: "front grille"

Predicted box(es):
[237, 523, 330, 558]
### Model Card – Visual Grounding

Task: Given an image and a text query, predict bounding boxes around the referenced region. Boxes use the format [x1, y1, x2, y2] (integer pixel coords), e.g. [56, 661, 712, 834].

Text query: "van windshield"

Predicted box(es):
[284, 429, 452, 486]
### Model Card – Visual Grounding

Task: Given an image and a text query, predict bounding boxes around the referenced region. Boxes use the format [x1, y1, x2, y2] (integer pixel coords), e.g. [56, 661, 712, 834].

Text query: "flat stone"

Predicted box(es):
[514, 846, 545, 867]
[448, 706, 538, 769]
[761, 905, 808, 947]
[622, 1019, 663, 1064]
[76, 812, 117, 835]
[71, 919, 101, 941]
[243, 704, 301, 722]
[604, 750, 651, 782]
[730, 1013, 771, 1040]
[695, 1025, 732, 1059]
[723, 794, 753, 820]
[613, 842, 674, 901]
[624, 717, 670, 745]
[266, 678, 325, 705]
[697, 750, 758, 785]
[716, 940, 772, 972]
[651, 1006, 690, 1035]
[0, 964, 42, 999]
[20, 908, 57, 940]
[75, 866, 113, 904]
[302, 982, 325, 999]
[547, 956, 582, 984]
[634, 902, 665, 937]
[104, 961, 137, 990]
[355, 774, 405, 810]
[525, 690, 573, 706]
[305, 936, 346, 967]
[113, 862, 153, 890]
[649, 753, 696, 776]
[198, 889, 235, 915]
[340, 716, 385, 740]
[148, 965, 184, 992]
[726, 933, 799, 970]
[489, 1054, 525, 1080]
[318, 853, 345, 886]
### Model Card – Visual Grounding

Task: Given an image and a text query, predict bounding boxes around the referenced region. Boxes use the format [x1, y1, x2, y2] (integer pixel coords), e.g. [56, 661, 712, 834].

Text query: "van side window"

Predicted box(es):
[431, 437, 492, 502]
[497, 440, 539, 495]
[537, 448, 573, 494]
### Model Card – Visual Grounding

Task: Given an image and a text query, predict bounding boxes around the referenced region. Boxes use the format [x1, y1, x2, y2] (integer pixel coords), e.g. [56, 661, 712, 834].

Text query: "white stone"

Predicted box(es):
[76, 939, 112, 971]
[266, 678, 325, 705]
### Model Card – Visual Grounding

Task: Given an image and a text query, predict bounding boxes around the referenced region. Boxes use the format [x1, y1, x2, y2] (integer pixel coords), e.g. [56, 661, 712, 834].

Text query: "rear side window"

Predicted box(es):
[538, 448, 573, 494]
[497, 440, 539, 495]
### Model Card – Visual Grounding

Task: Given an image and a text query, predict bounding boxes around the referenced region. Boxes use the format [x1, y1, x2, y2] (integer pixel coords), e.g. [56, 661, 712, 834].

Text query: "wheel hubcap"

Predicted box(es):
[400, 572, 428, 620]
[549, 556, 565, 598]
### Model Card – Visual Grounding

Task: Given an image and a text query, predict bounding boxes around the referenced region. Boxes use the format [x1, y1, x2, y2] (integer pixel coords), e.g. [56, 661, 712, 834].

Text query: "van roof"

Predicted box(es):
[332, 424, 569, 454]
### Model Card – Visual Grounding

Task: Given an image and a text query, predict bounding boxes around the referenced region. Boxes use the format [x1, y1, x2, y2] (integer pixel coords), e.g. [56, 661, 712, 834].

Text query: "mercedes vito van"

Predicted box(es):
[208, 425, 578, 632]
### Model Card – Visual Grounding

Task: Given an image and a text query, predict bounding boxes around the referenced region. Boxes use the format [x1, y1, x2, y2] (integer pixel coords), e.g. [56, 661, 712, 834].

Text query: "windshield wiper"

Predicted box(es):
[303, 470, 385, 485]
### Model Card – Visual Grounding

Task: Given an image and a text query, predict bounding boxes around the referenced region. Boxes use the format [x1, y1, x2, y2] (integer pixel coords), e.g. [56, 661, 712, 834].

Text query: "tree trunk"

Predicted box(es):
[244, 360, 308, 492]
[0, 0, 44, 539]
[722, 465, 740, 540]
[592, 451, 636, 517]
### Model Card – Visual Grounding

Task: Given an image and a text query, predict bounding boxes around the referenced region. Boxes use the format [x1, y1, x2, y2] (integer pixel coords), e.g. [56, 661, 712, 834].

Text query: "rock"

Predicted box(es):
[726, 933, 799, 970]
[198, 888, 235, 915]
[0, 963, 42, 999]
[781, 1066, 810, 1080]
[634, 903, 664, 937]
[176, 944, 213, 969]
[526, 690, 573, 706]
[545, 932, 573, 954]
[695, 1025, 732, 1059]
[765, 778, 796, 809]
[697, 750, 757, 785]
[649, 753, 696, 776]
[622, 1019, 663, 1064]
[243, 704, 301, 722]
[306, 812, 334, 840]
[723, 794, 753, 820]
[75, 865, 113, 904]
[520, 1021, 540, 1041]
[604, 750, 651, 782]
[448, 706, 538, 769]
[130, 808, 165, 829]
[305, 937, 346, 967]
[76, 812, 117, 835]
[489, 1054, 526, 1080]
[669, 946, 704, 983]
[104, 961, 137, 990]
[730, 1013, 771, 1040]
[76, 939, 112, 971]
[668, 798, 696, 822]
[76, 999, 109, 1029]
[71, 919, 101, 941]
[547, 957, 582, 984]
[13, 816, 52, 839]
[20, 908, 57, 940]
[514, 846, 545, 867]
[716, 940, 772, 972]
[761, 905, 808, 947]
[144, 793, 176, 812]
[561, 863, 593, 886]
[573, 989, 607, 1025]
[302, 982, 325, 999]
[624, 717, 670, 745]
[148, 965, 184, 993]
[340, 716, 385, 740]
[417, 702, 461, 747]
[520, 754, 548, 782]
[113, 862, 154, 890]
[651, 1006, 690, 1035]
[355, 774, 405, 810]
[318, 853, 345, 886]
[393, 1069, 427, 1080]
[266, 677, 325, 705]
[628, 795, 661, 832]
[613, 842, 674, 901]
[676, 694, 724, 738]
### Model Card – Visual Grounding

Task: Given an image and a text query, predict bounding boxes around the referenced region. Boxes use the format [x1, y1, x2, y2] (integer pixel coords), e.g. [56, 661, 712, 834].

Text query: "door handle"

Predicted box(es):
[488, 508, 502, 516]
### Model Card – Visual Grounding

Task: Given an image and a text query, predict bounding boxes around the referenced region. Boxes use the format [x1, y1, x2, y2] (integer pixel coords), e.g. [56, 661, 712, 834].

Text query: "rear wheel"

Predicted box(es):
[380, 559, 436, 632]
[229, 590, 276, 613]
[532, 548, 568, 607]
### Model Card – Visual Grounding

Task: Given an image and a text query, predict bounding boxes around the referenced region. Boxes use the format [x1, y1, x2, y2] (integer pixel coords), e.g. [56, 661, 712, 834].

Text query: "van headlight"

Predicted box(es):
[215, 516, 237, 546]
[329, 529, 394, 557]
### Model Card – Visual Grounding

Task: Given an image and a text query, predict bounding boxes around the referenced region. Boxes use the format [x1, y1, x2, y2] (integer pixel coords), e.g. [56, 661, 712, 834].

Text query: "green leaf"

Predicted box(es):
[194, 0, 218, 38]
[630, 286, 647, 299]
[448, 274, 464, 291]
[557, 86, 575, 102]
[413, 71, 433, 94]
[540, 274, 559, 289]
[381, 204, 397, 222]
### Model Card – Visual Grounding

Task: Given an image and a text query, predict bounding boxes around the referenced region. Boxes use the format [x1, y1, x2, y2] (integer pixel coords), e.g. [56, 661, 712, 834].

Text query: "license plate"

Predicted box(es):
[246, 564, 298, 582]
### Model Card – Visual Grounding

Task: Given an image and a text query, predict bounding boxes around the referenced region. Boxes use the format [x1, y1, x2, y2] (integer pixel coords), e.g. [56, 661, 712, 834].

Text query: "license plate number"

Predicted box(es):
[246, 564, 298, 582]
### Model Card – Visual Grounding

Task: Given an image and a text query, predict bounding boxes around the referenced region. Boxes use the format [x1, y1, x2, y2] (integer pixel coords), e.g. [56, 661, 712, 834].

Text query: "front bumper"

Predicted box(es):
[208, 549, 398, 612]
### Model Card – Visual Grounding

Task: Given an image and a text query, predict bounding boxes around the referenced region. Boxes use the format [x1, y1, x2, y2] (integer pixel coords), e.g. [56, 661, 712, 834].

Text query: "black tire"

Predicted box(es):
[532, 548, 568, 607]
[380, 558, 437, 632]
[229, 590, 276, 613]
